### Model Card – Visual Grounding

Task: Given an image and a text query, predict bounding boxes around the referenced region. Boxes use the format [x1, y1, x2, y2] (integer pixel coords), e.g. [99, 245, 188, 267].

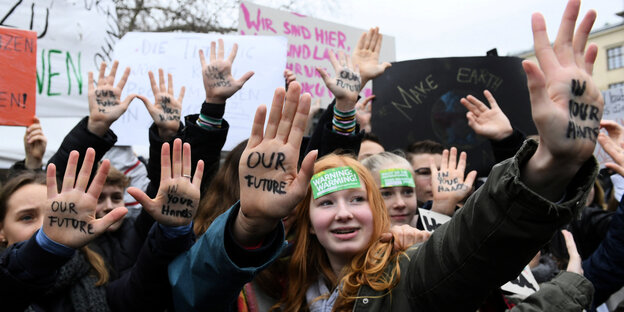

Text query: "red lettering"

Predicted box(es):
[337, 31, 346, 49]
[328, 31, 336, 47]
[294, 63, 303, 76]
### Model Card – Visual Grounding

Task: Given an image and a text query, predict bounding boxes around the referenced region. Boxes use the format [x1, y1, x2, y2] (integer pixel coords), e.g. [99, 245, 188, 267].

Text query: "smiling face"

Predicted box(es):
[372, 162, 418, 226]
[0, 183, 46, 246]
[309, 185, 374, 269]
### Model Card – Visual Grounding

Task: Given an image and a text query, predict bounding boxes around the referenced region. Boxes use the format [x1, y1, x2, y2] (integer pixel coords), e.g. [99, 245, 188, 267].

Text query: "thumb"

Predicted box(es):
[91, 207, 128, 234]
[379, 232, 393, 243]
[127, 187, 153, 211]
[316, 67, 331, 85]
[121, 93, 138, 109]
[237, 71, 255, 86]
[381, 62, 392, 70]
[293, 150, 318, 192]
[135, 95, 154, 114]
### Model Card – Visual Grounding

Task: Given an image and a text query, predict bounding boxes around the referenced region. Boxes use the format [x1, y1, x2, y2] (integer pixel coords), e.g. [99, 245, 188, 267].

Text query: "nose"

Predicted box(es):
[392, 194, 406, 210]
[105, 197, 114, 210]
[335, 201, 354, 221]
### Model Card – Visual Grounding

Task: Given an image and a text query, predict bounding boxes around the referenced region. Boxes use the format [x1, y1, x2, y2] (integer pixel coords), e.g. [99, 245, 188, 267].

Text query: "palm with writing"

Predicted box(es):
[236, 82, 317, 246]
[87, 61, 136, 136]
[44, 148, 127, 248]
[460, 90, 513, 141]
[352, 27, 392, 87]
[127, 139, 203, 226]
[136, 69, 185, 140]
[525, 0, 602, 164]
[430, 148, 477, 216]
[317, 51, 361, 111]
[200, 39, 254, 104]
[597, 120, 624, 176]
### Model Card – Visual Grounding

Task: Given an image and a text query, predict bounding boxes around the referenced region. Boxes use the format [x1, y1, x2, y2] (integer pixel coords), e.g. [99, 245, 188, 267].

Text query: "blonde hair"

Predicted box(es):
[361, 151, 413, 178]
[277, 154, 402, 312]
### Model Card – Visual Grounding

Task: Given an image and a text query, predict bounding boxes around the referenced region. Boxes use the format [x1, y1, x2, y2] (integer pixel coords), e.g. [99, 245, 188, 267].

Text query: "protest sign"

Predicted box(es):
[0, 0, 120, 117]
[111, 33, 287, 149]
[594, 87, 624, 168]
[501, 265, 540, 299]
[372, 57, 537, 176]
[0, 27, 36, 126]
[238, 1, 396, 105]
[418, 208, 451, 233]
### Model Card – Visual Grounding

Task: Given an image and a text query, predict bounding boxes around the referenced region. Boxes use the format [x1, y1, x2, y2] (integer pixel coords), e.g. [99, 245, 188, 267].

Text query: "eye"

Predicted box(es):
[19, 214, 34, 222]
[351, 195, 366, 203]
[317, 199, 333, 207]
[97, 196, 106, 203]
[402, 188, 414, 197]
[112, 193, 124, 202]
[380, 190, 393, 198]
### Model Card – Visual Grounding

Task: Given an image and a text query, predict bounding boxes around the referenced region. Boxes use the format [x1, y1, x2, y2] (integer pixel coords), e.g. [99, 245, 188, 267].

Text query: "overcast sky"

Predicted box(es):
[270, 0, 624, 61]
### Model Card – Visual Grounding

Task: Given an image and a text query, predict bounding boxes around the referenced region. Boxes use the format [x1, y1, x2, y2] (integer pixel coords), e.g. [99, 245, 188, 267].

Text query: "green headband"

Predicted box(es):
[310, 166, 361, 199]
[379, 168, 415, 188]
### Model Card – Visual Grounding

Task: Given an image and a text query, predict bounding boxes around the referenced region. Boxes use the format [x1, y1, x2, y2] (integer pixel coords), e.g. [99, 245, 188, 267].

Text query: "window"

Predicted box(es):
[607, 46, 623, 70]
[609, 81, 624, 89]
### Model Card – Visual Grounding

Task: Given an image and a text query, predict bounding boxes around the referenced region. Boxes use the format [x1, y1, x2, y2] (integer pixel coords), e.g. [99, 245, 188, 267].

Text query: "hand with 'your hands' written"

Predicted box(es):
[597, 120, 624, 176]
[460, 90, 513, 141]
[430, 147, 477, 216]
[199, 39, 254, 104]
[87, 61, 136, 137]
[44, 148, 127, 249]
[352, 27, 391, 87]
[317, 50, 361, 112]
[127, 139, 203, 227]
[136, 69, 185, 141]
[236, 82, 317, 246]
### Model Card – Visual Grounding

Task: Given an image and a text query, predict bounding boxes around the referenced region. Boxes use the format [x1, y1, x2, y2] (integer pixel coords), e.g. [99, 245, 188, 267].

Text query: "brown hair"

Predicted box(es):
[104, 166, 129, 189]
[405, 140, 443, 163]
[193, 139, 247, 236]
[277, 154, 402, 312]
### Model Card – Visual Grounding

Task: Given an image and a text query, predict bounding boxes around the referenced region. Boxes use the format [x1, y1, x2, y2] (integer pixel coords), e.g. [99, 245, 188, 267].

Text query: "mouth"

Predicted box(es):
[330, 227, 360, 240]
[391, 214, 410, 221]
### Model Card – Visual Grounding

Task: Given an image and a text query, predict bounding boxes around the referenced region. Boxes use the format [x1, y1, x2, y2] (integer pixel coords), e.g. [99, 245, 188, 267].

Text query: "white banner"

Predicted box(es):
[238, 1, 396, 105]
[111, 33, 287, 149]
[0, 0, 119, 117]
[418, 208, 452, 233]
[501, 265, 540, 299]
[594, 87, 624, 168]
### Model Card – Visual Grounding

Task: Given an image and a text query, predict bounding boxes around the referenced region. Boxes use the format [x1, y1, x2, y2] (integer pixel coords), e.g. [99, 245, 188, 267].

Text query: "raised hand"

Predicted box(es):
[316, 51, 361, 111]
[43, 148, 127, 248]
[236, 82, 317, 246]
[24, 116, 47, 169]
[430, 148, 477, 216]
[87, 61, 136, 136]
[127, 139, 203, 226]
[521, 0, 603, 200]
[379, 224, 431, 251]
[562, 229, 583, 275]
[352, 27, 391, 87]
[355, 95, 375, 133]
[199, 39, 254, 104]
[460, 90, 513, 141]
[597, 120, 624, 176]
[284, 69, 297, 87]
[136, 69, 185, 140]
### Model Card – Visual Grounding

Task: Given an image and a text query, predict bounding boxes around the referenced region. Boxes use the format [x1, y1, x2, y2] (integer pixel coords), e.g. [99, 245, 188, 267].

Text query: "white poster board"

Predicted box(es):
[110, 33, 287, 149]
[418, 208, 452, 233]
[238, 1, 396, 105]
[501, 265, 540, 299]
[594, 87, 624, 168]
[0, 0, 119, 117]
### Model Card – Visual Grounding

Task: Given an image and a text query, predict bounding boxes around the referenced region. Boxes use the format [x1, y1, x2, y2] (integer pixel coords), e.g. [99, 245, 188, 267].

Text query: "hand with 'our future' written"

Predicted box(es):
[128, 139, 203, 226]
[44, 148, 127, 249]
[317, 51, 362, 112]
[200, 39, 254, 104]
[236, 82, 317, 246]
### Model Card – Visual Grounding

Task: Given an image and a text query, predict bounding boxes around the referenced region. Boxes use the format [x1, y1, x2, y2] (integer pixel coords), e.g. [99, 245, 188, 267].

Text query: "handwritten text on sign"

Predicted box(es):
[238, 1, 395, 104]
[594, 87, 624, 168]
[0, 27, 36, 126]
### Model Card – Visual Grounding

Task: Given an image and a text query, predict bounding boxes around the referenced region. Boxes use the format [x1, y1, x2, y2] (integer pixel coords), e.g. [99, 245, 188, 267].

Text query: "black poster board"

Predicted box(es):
[372, 56, 537, 176]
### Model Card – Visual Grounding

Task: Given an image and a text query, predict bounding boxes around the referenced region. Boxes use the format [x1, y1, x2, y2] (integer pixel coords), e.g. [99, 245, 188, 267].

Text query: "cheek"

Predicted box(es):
[6, 221, 41, 245]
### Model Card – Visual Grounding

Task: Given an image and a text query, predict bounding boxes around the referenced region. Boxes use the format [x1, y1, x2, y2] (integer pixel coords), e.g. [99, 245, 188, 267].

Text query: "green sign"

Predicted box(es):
[310, 166, 361, 199]
[380, 168, 415, 188]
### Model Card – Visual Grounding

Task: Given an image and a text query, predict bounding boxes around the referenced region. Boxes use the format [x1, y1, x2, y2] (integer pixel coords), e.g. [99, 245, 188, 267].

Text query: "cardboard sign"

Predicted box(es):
[594, 87, 624, 168]
[501, 265, 540, 299]
[0, 27, 36, 126]
[372, 57, 537, 177]
[0, 0, 120, 117]
[111, 33, 287, 148]
[418, 208, 451, 233]
[238, 1, 396, 104]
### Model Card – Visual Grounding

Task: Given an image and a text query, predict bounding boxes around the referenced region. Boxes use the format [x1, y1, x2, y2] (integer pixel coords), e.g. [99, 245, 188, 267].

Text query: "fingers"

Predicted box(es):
[483, 90, 500, 109]
[374, 30, 383, 53]
[316, 67, 331, 85]
[287, 93, 311, 148]
[237, 71, 254, 86]
[464, 170, 478, 190]
[379, 232, 393, 244]
[97, 62, 107, 87]
[158, 68, 166, 93]
[598, 133, 624, 166]
[264, 87, 286, 140]
[193, 160, 204, 188]
[168, 73, 173, 95]
[178, 86, 186, 104]
[600, 120, 623, 134]
[87, 158, 110, 198]
[108, 61, 119, 85]
[172, 138, 182, 179]
[328, 50, 341, 70]
[584, 44, 598, 75]
[117, 67, 131, 90]
[429, 155, 438, 176]
[295, 150, 318, 191]
[198, 49, 207, 69]
[127, 187, 153, 210]
[182, 142, 191, 177]
[248, 105, 267, 148]
[227, 42, 238, 64]
[148, 71, 159, 96]
[522, 60, 549, 112]
[217, 38, 225, 60]
[363, 28, 373, 50]
[88, 72, 95, 94]
[456, 151, 467, 180]
[356, 31, 366, 50]
[573, 10, 596, 69]
[440, 149, 449, 171]
[46, 163, 58, 199]
[75, 148, 96, 192]
[210, 41, 216, 62]
[448, 147, 457, 172]
[91, 207, 128, 234]
[552, 0, 580, 66]
[62, 151, 79, 192]
[160, 142, 172, 181]
[466, 95, 488, 113]
[369, 27, 379, 53]
[531, 13, 559, 77]
[605, 162, 624, 177]
[562, 229, 583, 274]
[276, 83, 302, 142]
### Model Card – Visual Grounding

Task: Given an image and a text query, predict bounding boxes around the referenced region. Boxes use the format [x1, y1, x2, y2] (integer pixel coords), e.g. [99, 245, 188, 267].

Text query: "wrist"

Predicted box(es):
[233, 207, 279, 247]
[521, 144, 582, 201]
[87, 119, 111, 137]
[157, 127, 178, 141]
[24, 156, 43, 169]
[492, 126, 514, 141]
[335, 98, 357, 112]
[205, 96, 226, 104]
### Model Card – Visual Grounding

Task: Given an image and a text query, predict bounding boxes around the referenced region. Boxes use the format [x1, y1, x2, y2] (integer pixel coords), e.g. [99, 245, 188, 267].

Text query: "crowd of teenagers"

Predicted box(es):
[1, 0, 623, 311]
